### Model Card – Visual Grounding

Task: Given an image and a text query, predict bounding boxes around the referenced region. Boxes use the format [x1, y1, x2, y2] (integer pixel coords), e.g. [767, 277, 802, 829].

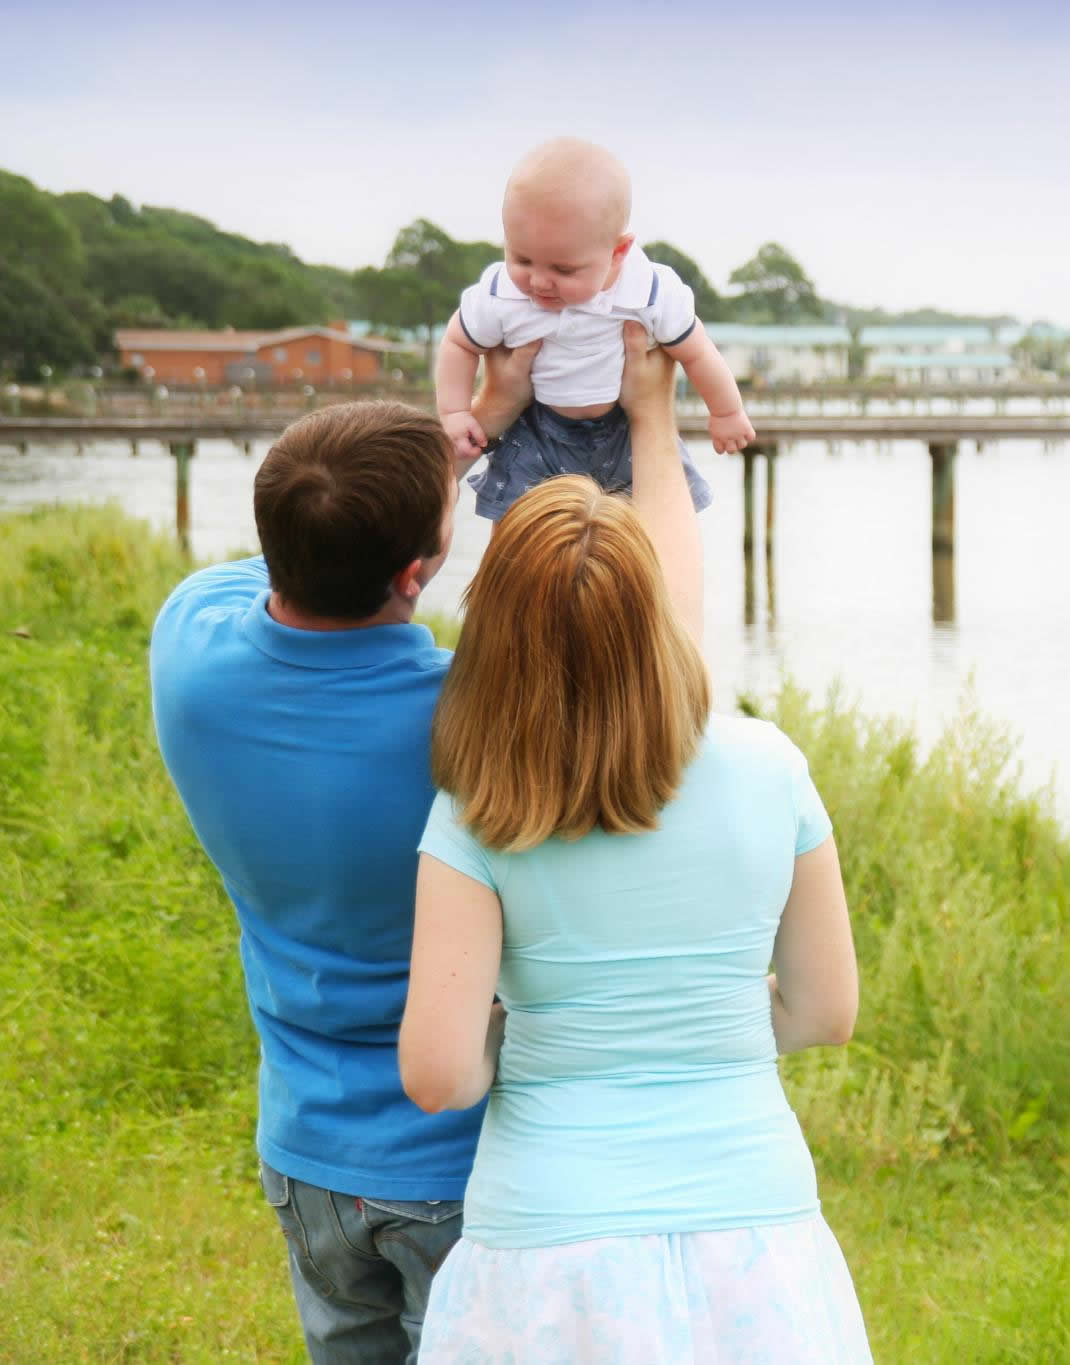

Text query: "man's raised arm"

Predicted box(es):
[458, 341, 542, 479]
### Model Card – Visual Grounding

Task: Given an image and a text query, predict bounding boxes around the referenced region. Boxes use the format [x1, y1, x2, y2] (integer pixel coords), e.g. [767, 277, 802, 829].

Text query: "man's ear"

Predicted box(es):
[393, 558, 424, 601]
[612, 233, 635, 263]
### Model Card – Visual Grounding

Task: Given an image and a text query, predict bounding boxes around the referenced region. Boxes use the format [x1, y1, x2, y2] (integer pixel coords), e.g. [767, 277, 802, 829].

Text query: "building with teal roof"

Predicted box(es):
[703, 324, 850, 384]
[858, 324, 1000, 348]
[867, 351, 1017, 383]
[858, 324, 1019, 382]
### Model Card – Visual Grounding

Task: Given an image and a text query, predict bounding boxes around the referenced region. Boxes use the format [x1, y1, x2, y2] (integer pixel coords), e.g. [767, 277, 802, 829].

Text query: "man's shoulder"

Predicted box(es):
[151, 557, 267, 664]
[157, 556, 268, 615]
[396, 630, 453, 682]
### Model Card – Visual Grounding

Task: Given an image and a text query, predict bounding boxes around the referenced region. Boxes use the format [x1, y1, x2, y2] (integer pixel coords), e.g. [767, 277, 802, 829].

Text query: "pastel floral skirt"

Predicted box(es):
[418, 1215, 872, 1363]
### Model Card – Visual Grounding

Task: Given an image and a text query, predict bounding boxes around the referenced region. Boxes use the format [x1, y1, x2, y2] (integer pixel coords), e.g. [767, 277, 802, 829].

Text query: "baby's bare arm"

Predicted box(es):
[436, 313, 491, 463]
[665, 328, 755, 455]
[436, 312, 483, 419]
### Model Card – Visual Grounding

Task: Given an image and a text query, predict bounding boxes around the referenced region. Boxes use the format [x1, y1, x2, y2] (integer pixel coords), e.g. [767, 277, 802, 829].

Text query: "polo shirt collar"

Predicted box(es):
[492, 267, 528, 302]
[606, 244, 656, 310]
[242, 590, 438, 669]
[491, 245, 655, 313]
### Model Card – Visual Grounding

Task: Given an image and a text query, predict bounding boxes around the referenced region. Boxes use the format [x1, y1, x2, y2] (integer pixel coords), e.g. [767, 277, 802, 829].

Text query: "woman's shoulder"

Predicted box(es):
[688, 717, 827, 844]
[703, 713, 802, 758]
[694, 714, 812, 788]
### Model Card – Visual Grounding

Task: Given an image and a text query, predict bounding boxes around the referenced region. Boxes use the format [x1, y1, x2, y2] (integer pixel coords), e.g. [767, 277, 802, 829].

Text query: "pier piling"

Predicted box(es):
[932, 549, 955, 624]
[764, 446, 776, 559]
[742, 444, 777, 624]
[170, 440, 195, 554]
[929, 441, 957, 555]
[742, 450, 756, 559]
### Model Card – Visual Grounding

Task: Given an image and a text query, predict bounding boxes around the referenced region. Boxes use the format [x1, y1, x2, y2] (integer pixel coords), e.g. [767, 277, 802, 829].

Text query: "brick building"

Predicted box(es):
[116, 323, 404, 387]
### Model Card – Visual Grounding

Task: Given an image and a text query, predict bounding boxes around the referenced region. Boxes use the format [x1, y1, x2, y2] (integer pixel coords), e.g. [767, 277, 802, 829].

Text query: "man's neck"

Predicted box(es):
[267, 591, 413, 632]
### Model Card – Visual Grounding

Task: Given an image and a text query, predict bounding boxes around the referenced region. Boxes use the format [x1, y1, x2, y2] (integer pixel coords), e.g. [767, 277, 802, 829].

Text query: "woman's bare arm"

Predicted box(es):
[620, 323, 704, 645]
[399, 854, 504, 1112]
[768, 836, 858, 1054]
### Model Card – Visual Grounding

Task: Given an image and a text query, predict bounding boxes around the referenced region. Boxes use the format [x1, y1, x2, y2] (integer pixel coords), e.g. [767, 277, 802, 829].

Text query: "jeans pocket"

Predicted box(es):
[360, 1197, 464, 1227]
[259, 1159, 290, 1208]
[259, 1161, 339, 1300]
[360, 1199, 464, 1284]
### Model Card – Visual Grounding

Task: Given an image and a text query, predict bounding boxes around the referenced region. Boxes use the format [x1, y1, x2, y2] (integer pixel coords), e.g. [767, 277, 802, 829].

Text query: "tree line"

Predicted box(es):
[0, 167, 1014, 381]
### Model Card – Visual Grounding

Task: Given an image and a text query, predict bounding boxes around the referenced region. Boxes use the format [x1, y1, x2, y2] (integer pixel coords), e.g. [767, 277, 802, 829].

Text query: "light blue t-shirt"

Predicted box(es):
[151, 557, 484, 1199]
[419, 716, 833, 1247]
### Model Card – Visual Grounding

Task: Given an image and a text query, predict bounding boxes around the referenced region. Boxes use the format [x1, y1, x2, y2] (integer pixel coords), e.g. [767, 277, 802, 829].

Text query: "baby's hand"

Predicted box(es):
[708, 408, 756, 455]
[442, 410, 488, 461]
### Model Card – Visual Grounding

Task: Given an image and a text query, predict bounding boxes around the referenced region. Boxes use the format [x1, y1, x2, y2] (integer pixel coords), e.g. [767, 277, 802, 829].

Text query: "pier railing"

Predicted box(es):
[2, 395, 1067, 625]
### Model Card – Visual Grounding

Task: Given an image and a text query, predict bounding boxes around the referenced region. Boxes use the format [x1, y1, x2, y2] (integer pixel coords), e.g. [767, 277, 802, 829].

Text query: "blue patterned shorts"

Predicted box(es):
[468, 401, 712, 522]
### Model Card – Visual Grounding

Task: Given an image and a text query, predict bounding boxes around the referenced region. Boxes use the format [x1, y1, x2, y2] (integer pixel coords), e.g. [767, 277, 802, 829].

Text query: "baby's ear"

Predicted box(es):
[612, 233, 635, 262]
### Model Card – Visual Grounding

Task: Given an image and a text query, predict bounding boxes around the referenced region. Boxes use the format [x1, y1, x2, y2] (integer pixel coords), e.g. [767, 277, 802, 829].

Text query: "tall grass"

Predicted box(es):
[750, 684, 1070, 1169]
[1, 509, 251, 1167]
[2, 504, 1067, 1361]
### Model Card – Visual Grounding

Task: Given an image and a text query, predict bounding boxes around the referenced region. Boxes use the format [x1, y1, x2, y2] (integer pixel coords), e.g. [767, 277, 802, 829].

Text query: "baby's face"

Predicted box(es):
[503, 198, 620, 312]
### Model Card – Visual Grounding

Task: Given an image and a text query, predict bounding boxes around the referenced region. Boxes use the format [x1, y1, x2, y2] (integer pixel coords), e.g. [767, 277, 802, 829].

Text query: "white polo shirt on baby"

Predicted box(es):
[457, 246, 697, 408]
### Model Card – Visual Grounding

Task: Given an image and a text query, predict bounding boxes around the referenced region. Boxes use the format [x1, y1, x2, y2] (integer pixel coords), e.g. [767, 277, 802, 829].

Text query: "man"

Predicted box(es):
[150, 332, 686, 1363]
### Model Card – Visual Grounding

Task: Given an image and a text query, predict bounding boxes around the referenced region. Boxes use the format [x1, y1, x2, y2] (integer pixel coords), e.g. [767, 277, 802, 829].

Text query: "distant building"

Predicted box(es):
[703, 324, 851, 384]
[116, 322, 408, 386]
[864, 351, 1017, 384]
[858, 325, 1017, 384]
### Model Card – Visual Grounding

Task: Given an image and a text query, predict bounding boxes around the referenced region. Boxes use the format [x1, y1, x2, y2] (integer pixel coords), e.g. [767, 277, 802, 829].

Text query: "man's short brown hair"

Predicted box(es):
[254, 401, 454, 620]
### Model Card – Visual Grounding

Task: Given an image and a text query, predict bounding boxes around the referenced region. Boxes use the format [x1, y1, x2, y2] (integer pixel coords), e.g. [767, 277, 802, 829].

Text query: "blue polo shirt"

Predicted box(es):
[151, 557, 483, 1198]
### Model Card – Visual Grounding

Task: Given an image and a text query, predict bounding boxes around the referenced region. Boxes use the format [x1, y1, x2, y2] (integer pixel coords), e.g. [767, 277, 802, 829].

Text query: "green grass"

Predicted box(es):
[1, 504, 1067, 1361]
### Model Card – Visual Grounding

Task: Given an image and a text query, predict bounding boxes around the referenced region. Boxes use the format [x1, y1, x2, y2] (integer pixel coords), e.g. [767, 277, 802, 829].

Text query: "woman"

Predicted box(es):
[400, 327, 871, 1362]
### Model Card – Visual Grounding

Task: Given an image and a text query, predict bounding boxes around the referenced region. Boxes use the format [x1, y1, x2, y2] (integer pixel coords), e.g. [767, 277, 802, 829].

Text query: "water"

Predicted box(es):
[2, 432, 1068, 820]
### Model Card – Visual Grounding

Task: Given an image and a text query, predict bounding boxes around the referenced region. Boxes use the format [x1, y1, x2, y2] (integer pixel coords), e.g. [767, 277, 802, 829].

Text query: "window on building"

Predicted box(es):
[132, 353, 143, 365]
[305, 349, 321, 365]
[274, 348, 287, 362]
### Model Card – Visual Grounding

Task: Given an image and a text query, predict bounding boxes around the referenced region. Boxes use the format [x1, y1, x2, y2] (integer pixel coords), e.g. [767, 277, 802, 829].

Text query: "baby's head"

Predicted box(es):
[502, 138, 633, 311]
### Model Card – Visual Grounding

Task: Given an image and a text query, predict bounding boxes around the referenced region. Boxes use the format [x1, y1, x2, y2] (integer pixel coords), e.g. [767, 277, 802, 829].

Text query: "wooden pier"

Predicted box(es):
[2, 411, 1067, 446]
[2, 407, 1067, 618]
[675, 412, 1070, 442]
[715, 380, 1070, 409]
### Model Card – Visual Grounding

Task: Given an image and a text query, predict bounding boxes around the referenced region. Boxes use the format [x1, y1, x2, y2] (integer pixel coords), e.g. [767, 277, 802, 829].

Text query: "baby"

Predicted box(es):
[436, 138, 755, 522]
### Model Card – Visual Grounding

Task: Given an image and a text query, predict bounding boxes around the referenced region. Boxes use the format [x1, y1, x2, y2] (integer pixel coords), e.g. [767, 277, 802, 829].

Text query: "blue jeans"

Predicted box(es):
[259, 1159, 464, 1364]
[468, 400, 712, 521]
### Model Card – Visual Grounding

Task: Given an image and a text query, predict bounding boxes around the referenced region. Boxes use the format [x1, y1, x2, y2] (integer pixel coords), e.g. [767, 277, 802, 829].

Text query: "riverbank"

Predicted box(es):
[5, 431, 1069, 825]
[1, 506, 1067, 1361]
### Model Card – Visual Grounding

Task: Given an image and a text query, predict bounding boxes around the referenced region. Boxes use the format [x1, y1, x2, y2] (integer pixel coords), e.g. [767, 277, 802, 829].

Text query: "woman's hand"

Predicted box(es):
[619, 323, 676, 426]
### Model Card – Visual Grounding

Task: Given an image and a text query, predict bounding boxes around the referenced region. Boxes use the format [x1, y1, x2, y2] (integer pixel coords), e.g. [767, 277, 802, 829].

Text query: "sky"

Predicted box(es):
[2, 0, 1068, 322]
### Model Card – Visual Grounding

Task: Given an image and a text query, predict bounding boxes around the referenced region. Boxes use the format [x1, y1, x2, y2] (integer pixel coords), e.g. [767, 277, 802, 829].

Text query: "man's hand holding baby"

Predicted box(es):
[439, 339, 543, 478]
